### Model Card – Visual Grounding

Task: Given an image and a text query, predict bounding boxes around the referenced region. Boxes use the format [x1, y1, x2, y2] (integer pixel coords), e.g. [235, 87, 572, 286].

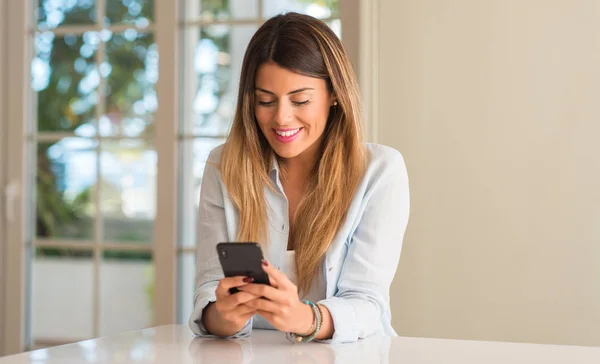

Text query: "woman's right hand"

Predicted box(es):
[202, 276, 259, 336]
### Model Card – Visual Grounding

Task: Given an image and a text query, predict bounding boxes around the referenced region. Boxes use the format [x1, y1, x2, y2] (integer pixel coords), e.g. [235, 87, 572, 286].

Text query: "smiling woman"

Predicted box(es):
[189, 12, 410, 344]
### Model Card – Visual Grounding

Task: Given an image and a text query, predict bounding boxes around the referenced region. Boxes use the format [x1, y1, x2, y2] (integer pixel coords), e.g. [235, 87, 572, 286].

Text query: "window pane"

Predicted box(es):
[36, 139, 97, 240]
[179, 137, 226, 248]
[182, 0, 258, 22]
[101, 139, 155, 243]
[177, 253, 196, 324]
[180, 25, 257, 136]
[105, 0, 154, 26]
[102, 31, 157, 138]
[36, 0, 96, 29]
[34, 32, 99, 135]
[100, 250, 153, 336]
[31, 248, 94, 346]
[262, 0, 339, 20]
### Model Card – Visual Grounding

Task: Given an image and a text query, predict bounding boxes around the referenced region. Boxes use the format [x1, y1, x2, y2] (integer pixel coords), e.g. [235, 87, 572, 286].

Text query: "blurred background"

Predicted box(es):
[1, 0, 600, 357]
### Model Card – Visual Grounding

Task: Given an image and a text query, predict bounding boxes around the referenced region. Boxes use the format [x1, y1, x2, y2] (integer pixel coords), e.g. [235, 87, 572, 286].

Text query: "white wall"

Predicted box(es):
[380, 0, 600, 346]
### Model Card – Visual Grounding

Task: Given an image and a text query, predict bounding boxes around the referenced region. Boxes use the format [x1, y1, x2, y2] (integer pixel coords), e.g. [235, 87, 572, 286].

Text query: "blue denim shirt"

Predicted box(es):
[189, 143, 410, 343]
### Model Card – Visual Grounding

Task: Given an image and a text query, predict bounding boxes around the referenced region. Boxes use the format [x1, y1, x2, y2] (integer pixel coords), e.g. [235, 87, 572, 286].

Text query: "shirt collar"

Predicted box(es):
[268, 153, 280, 184]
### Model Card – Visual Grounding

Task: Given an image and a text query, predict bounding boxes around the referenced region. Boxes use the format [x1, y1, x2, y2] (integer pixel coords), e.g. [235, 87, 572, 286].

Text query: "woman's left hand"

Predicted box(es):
[237, 260, 314, 334]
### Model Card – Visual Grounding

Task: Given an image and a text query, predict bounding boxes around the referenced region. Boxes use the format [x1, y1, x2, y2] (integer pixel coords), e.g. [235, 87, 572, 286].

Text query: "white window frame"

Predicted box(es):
[0, 0, 374, 355]
[4, 0, 30, 356]
[0, 0, 7, 356]
[153, 0, 179, 328]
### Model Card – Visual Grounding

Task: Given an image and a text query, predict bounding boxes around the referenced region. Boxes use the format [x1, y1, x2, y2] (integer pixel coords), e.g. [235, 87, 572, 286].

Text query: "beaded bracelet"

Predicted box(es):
[286, 300, 322, 343]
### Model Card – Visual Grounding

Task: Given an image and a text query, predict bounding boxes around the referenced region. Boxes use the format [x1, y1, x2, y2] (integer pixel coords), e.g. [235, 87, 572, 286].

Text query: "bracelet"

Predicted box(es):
[286, 301, 322, 343]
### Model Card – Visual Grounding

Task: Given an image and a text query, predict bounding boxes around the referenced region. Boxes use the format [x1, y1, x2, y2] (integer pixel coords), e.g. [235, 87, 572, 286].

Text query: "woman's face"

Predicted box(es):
[254, 61, 334, 161]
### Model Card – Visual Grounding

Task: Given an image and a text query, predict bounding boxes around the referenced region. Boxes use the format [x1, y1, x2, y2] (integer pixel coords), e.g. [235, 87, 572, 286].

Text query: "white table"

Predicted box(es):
[1, 325, 599, 363]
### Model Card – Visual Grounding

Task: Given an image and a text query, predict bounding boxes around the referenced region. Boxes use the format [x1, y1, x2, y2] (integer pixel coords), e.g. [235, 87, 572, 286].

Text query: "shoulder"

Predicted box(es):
[349, 144, 409, 223]
[363, 143, 408, 182]
[201, 144, 226, 186]
[207, 143, 226, 165]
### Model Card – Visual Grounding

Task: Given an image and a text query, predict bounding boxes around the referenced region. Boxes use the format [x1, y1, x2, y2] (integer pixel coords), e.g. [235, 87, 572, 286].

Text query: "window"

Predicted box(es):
[1, 0, 364, 354]
[28, 0, 157, 348]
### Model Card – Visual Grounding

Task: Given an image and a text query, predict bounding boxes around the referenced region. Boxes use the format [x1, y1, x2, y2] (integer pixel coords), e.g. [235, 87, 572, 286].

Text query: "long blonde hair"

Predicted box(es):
[220, 13, 366, 294]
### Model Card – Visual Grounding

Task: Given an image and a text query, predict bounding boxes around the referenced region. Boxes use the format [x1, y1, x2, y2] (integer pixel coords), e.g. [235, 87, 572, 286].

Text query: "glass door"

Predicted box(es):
[26, 0, 159, 349]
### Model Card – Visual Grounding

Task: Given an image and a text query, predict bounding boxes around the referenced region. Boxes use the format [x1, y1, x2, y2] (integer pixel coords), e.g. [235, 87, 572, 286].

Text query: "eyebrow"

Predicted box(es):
[255, 87, 315, 96]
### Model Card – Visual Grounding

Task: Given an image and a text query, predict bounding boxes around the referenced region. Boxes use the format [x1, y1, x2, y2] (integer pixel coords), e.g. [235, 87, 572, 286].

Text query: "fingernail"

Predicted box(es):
[261, 259, 269, 267]
[243, 277, 254, 283]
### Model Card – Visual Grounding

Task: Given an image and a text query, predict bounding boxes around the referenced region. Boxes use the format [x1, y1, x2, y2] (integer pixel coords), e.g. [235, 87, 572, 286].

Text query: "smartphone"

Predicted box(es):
[216, 242, 271, 294]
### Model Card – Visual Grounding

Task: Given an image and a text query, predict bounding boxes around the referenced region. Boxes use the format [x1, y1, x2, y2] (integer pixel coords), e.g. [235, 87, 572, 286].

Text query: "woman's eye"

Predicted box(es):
[292, 100, 310, 107]
[258, 100, 275, 106]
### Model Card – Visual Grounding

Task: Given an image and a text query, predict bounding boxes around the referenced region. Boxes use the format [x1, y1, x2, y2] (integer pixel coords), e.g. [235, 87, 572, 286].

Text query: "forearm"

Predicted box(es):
[202, 302, 247, 337]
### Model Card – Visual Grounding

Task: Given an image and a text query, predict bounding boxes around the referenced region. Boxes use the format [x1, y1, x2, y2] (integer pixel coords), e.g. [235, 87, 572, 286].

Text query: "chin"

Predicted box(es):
[266, 141, 304, 159]
[271, 146, 304, 160]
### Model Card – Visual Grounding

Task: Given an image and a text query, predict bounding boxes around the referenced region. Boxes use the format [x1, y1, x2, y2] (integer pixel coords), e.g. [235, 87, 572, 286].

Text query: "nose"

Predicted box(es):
[274, 102, 293, 125]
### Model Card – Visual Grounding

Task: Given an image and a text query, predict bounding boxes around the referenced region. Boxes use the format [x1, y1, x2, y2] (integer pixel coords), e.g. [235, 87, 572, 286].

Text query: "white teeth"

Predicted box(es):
[275, 128, 300, 137]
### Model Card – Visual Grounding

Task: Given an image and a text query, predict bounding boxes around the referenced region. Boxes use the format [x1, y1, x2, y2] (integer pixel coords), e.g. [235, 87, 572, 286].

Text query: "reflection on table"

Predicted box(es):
[1, 325, 599, 364]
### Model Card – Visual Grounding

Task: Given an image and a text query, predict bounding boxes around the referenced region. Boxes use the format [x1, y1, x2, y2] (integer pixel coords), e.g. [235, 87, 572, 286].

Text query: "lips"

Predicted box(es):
[272, 128, 302, 143]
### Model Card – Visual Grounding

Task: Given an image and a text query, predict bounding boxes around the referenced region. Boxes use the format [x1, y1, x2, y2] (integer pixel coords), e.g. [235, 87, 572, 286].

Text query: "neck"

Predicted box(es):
[280, 158, 313, 188]
[279, 140, 321, 185]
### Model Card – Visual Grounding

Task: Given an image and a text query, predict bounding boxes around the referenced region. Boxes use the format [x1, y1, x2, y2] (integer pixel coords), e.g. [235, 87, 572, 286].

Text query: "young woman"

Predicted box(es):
[189, 12, 409, 344]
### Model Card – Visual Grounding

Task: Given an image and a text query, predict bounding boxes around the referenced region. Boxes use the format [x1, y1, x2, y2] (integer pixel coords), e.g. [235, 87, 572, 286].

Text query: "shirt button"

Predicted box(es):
[328, 267, 334, 272]
[282, 224, 285, 231]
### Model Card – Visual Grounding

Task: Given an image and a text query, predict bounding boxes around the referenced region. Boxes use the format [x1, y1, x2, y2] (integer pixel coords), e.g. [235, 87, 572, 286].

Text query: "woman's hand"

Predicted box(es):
[202, 276, 260, 336]
[238, 260, 314, 335]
